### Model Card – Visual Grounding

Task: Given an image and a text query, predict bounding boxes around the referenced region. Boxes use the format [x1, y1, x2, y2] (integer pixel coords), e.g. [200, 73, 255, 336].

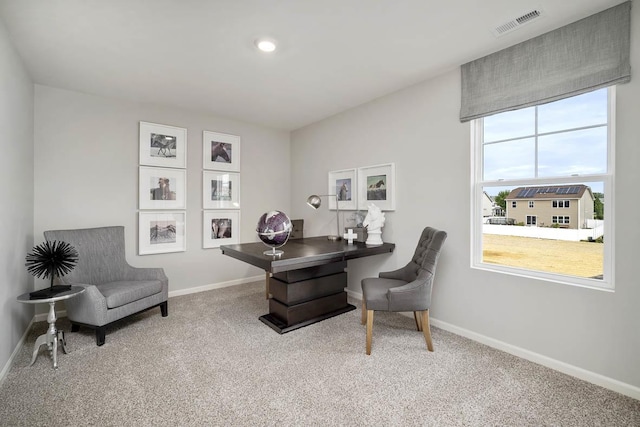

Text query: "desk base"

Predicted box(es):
[259, 304, 356, 334]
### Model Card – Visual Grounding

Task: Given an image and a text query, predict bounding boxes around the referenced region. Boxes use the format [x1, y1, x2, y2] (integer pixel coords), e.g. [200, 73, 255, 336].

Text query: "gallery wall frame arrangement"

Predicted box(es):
[138, 211, 186, 255]
[139, 166, 186, 210]
[139, 121, 187, 169]
[203, 130, 241, 172]
[203, 210, 240, 248]
[138, 121, 187, 255]
[201, 130, 241, 249]
[357, 163, 396, 211]
[328, 168, 357, 210]
[202, 171, 241, 210]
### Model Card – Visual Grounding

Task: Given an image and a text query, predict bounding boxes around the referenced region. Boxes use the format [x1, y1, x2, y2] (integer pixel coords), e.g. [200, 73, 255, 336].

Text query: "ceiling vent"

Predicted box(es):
[492, 9, 543, 37]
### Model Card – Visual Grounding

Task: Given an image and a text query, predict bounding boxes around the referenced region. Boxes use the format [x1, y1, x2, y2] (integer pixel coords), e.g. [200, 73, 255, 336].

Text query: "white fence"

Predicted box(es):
[483, 220, 604, 242]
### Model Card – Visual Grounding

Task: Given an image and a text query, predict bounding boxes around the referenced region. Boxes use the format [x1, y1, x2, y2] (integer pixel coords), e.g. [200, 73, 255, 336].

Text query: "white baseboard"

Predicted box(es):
[0, 317, 35, 387]
[347, 290, 640, 401]
[168, 275, 263, 298]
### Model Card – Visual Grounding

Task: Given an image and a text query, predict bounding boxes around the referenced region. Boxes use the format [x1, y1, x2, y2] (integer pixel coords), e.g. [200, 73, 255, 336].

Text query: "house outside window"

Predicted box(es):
[553, 200, 570, 208]
[472, 87, 613, 290]
[552, 216, 570, 224]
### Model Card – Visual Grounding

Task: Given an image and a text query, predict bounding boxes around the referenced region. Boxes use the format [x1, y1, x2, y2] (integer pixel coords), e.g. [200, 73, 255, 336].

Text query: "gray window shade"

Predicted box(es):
[460, 1, 631, 122]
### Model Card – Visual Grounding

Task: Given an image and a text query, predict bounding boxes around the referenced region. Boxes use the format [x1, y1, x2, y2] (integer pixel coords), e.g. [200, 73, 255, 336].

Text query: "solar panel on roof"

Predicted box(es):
[516, 189, 528, 198]
[557, 187, 568, 194]
[567, 186, 580, 194]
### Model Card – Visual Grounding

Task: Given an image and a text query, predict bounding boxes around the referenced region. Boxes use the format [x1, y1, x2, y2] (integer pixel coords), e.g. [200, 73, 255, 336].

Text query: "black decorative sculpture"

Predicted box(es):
[25, 240, 79, 299]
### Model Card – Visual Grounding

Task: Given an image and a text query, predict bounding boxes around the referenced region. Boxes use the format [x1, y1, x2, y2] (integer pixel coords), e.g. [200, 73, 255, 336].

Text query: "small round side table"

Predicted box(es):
[17, 286, 85, 369]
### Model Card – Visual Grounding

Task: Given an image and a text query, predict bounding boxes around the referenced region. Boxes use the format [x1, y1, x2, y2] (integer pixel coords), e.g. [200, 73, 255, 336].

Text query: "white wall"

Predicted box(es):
[34, 85, 290, 298]
[290, 5, 640, 391]
[0, 19, 34, 374]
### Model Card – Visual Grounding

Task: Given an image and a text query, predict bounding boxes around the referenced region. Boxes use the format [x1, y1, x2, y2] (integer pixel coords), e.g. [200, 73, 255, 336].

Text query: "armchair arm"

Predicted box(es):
[59, 281, 109, 326]
[387, 273, 433, 312]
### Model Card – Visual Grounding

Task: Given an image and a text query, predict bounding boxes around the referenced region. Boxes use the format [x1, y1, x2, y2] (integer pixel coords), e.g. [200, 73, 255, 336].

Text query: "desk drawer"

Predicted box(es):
[269, 292, 348, 326]
[270, 272, 346, 305]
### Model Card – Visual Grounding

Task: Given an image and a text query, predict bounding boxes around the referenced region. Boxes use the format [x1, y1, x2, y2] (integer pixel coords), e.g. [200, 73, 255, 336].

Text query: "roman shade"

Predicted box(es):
[460, 1, 631, 122]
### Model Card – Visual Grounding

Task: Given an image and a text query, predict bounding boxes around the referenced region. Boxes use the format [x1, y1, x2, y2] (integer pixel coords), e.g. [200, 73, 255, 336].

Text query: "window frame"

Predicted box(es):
[470, 87, 615, 291]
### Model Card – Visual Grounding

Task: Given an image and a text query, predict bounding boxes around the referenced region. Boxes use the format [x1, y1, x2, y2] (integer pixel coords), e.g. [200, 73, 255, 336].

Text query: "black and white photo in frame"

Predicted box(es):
[202, 171, 240, 209]
[139, 166, 186, 210]
[203, 210, 240, 248]
[139, 121, 187, 168]
[202, 131, 240, 172]
[138, 211, 186, 255]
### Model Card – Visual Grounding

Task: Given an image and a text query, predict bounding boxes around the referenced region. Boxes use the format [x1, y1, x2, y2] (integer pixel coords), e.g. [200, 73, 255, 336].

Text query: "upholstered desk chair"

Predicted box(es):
[361, 227, 447, 355]
[44, 226, 168, 346]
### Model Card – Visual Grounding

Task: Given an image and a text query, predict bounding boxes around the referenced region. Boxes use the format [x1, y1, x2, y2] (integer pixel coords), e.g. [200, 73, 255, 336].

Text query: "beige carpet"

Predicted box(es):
[1, 281, 638, 426]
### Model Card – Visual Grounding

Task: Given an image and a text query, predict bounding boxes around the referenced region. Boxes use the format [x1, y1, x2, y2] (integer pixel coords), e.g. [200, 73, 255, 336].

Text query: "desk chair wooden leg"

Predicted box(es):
[414, 311, 422, 331]
[366, 310, 374, 355]
[421, 310, 434, 352]
[361, 300, 367, 325]
[265, 271, 271, 299]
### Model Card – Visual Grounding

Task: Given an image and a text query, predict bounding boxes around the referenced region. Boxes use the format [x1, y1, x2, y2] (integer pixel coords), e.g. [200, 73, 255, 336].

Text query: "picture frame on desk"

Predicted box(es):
[139, 166, 186, 210]
[203, 131, 241, 172]
[203, 210, 240, 248]
[357, 163, 396, 211]
[138, 211, 186, 255]
[202, 171, 240, 209]
[328, 168, 357, 210]
[139, 121, 187, 169]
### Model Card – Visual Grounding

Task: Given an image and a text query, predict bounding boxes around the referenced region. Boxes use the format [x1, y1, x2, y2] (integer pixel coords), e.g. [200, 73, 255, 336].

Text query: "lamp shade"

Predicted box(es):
[306, 195, 322, 209]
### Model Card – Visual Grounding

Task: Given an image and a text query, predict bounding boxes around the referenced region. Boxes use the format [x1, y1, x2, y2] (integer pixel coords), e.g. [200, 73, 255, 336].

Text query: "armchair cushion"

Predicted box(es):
[96, 280, 163, 309]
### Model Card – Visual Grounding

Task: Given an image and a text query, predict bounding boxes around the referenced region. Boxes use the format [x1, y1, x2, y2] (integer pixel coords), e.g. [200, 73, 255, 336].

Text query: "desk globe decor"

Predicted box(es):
[256, 210, 293, 256]
[25, 240, 79, 299]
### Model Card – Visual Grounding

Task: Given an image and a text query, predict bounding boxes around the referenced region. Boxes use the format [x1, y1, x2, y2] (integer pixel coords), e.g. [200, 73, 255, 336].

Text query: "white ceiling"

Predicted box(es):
[0, 0, 625, 131]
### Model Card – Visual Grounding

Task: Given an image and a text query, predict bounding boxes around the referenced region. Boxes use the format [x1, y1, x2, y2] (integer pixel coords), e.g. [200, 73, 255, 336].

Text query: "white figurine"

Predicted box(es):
[363, 203, 385, 245]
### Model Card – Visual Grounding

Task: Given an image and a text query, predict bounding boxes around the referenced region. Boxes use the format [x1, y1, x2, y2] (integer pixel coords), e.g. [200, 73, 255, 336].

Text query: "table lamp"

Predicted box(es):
[307, 194, 341, 241]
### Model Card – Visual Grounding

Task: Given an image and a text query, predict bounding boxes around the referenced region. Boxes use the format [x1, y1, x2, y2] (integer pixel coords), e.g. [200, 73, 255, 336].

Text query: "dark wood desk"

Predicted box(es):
[220, 237, 395, 333]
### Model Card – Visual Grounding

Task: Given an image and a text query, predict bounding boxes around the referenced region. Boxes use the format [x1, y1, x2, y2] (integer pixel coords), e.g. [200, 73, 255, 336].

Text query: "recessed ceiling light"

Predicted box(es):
[255, 39, 277, 53]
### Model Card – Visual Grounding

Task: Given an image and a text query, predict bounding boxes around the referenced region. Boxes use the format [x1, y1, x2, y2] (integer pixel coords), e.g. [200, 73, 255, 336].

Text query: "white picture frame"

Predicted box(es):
[203, 131, 241, 172]
[203, 171, 240, 209]
[138, 211, 186, 255]
[328, 168, 357, 210]
[203, 210, 240, 248]
[357, 163, 396, 211]
[139, 121, 187, 168]
[139, 166, 186, 210]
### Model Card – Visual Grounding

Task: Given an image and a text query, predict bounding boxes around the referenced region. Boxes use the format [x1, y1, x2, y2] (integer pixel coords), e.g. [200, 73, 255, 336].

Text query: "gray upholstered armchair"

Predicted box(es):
[361, 226, 447, 355]
[44, 226, 168, 346]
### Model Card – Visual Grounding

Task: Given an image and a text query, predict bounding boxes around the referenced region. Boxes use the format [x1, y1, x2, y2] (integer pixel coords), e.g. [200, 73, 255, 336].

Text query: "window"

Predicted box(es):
[472, 88, 614, 289]
[552, 216, 570, 224]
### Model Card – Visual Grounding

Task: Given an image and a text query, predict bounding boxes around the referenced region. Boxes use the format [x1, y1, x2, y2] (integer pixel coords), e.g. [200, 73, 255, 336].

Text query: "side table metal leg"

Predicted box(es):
[29, 334, 47, 366]
[46, 301, 59, 369]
